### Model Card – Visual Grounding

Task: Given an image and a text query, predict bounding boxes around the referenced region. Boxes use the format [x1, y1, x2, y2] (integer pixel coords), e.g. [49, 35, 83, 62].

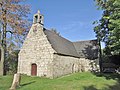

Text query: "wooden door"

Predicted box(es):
[31, 63, 37, 76]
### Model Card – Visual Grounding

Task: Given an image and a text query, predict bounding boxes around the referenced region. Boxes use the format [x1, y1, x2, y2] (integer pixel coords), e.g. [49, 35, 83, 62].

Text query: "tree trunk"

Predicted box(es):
[98, 39, 103, 72]
[2, 9, 7, 74]
[0, 22, 6, 75]
[3, 23, 7, 75]
[0, 44, 4, 75]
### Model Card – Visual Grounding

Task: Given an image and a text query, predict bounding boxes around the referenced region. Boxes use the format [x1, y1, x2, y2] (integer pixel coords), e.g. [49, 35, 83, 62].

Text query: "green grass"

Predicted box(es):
[0, 72, 120, 90]
[0, 75, 13, 90]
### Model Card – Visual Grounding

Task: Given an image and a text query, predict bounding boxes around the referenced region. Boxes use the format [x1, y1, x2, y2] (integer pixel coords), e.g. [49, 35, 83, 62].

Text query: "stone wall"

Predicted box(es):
[0, 62, 3, 75]
[52, 54, 99, 78]
[79, 58, 99, 72]
[53, 54, 80, 78]
[18, 24, 55, 78]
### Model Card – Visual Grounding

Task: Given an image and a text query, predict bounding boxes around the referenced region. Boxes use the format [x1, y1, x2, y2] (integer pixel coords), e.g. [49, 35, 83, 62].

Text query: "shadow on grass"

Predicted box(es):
[20, 81, 36, 86]
[106, 83, 120, 90]
[84, 85, 97, 90]
[94, 72, 120, 82]
[84, 72, 120, 90]
[84, 83, 120, 90]
[96, 72, 120, 90]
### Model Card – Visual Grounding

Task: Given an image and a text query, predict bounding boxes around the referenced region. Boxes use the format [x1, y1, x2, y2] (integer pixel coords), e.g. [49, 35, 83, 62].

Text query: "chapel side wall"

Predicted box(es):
[17, 24, 55, 78]
[79, 58, 91, 71]
[53, 54, 81, 78]
[79, 58, 99, 72]
[52, 54, 99, 78]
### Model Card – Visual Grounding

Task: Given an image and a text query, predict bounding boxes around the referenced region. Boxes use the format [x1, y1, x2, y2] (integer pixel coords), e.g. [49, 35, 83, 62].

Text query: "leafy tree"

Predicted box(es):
[94, 0, 120, 55]
[0, 0, 30, 75]
[6, 50, 19, 74]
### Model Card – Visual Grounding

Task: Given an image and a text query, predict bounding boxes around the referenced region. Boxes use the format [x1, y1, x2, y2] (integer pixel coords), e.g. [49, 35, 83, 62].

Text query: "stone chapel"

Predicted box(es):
[17, 10, 99, 78]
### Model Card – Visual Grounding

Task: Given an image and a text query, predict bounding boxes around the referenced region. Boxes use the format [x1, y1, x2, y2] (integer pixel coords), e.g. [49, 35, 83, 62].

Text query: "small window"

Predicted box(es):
[39, 16, 42, 23]
[34, 15, 38, 23]
[40, 16, 42, 19]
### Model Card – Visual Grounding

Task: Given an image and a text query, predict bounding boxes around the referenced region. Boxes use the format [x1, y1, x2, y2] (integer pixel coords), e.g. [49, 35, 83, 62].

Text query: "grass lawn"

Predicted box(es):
[0, 72, 120, 90]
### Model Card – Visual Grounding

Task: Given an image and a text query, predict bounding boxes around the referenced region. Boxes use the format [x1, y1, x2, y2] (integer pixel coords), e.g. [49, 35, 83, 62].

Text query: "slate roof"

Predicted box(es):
[44, 29, 80, 57]
[73, 40, 98, 59]
[43, 29, 98, 59]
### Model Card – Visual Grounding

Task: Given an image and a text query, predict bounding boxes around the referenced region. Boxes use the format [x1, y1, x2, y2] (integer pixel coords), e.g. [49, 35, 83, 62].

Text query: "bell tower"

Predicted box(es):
[33, 10, 44, 26]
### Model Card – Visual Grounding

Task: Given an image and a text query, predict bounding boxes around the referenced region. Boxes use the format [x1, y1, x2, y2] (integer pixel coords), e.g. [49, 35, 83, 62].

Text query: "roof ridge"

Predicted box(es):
[73, 39, 97, 43]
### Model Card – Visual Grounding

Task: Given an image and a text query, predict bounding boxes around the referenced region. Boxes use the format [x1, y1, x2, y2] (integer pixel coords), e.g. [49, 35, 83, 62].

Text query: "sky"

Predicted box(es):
[23, 0, 102, 42]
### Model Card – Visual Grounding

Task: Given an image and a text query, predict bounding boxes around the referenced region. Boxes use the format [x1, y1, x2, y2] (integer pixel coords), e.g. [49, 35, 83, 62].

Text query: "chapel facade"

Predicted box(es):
[17, 10, 99, 78]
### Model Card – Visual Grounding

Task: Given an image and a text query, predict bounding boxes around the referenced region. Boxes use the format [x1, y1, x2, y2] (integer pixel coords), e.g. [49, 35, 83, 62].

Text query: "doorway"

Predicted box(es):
[31, 63, 37, 76]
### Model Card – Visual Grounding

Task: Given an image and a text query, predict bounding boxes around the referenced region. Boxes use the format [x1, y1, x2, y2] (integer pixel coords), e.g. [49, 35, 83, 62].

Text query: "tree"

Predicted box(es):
[94, 0, 120, 55]
[6, 49, 19, 74]
[0, 0, 30, 75]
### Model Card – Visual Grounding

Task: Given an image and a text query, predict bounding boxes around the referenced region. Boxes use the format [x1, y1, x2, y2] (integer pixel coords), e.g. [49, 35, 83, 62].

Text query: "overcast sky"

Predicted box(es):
[23, 0, 102, 42]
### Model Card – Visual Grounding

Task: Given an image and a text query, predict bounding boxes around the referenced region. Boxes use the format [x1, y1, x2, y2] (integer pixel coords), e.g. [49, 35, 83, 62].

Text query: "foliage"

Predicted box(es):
[0, 0, 30, 74]
[94, 0, 120, 55]
[0, 72, 119, 90]
[0, 0, 30, 48]
[6, 50, 19, 74]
